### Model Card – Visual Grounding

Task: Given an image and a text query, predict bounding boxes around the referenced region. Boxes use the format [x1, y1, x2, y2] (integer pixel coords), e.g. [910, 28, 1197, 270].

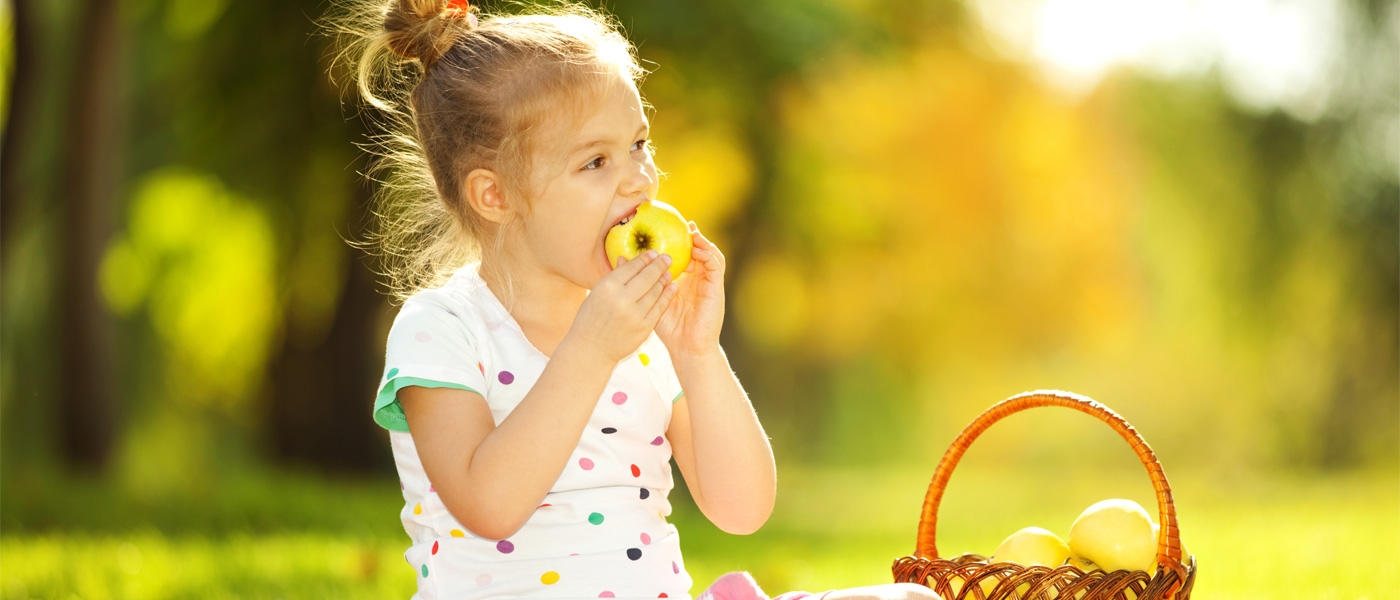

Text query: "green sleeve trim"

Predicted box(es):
[373, 376, 480, 433]
[672, 390, 684, 404]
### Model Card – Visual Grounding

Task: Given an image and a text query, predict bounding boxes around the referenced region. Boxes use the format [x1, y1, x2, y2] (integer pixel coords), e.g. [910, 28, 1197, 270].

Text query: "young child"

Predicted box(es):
[339, 1, 942, 598]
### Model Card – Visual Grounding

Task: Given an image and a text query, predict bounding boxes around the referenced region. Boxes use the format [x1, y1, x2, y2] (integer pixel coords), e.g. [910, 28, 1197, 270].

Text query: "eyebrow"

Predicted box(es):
[570, 123, 649, 157]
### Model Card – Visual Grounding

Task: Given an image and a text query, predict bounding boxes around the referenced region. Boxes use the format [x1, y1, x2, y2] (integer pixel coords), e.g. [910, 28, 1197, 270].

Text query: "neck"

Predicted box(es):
[480, 254, 588, 331]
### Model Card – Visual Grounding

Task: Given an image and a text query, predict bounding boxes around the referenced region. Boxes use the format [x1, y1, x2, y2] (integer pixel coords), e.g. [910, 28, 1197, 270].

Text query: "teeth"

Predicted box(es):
[618, 217, 630, 226]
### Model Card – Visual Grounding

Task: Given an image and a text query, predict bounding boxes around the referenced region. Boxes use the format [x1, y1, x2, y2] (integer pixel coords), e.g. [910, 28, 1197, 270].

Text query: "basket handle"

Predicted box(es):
[914, 390, 1185, 575]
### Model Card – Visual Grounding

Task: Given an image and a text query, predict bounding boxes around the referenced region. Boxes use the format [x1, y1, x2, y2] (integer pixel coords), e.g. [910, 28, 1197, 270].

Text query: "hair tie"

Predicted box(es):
[444, 0, 478, 28]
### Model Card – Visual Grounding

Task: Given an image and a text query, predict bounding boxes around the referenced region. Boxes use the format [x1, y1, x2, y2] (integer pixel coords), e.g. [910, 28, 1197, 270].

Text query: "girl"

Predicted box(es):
[338, 1, 942, 598]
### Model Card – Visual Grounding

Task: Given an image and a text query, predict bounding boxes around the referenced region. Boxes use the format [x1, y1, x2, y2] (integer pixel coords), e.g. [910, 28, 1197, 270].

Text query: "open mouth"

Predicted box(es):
[613, 207, 638, 229]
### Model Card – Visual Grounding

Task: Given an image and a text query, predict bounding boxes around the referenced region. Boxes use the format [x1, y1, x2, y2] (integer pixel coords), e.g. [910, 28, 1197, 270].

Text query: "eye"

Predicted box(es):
[583, 156, 605, 171]
[632, 138, 649, 152]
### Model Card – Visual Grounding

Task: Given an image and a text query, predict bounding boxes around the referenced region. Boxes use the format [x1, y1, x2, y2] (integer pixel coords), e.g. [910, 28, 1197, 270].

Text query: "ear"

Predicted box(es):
[464, 168, 512, 224]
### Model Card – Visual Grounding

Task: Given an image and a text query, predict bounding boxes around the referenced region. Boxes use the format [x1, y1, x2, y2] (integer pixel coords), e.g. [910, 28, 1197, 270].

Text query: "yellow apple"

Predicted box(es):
[605, 200, 693, 280]
[1068, 499, 1156, 573]
[991, 527, 1073, 567]
[1064, 555, 1099, 572]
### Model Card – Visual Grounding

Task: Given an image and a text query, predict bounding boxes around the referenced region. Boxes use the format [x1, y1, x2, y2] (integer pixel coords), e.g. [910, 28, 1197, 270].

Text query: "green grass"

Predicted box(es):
[2, 464, 1395, 599]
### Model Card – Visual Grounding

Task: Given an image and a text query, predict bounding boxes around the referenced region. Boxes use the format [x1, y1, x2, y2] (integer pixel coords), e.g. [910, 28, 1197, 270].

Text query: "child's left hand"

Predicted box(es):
[656, 221, 725, 356]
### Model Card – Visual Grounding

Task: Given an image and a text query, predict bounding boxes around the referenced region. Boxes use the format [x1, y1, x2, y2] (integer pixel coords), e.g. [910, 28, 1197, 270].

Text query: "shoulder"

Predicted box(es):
[390, 263, 496, 338]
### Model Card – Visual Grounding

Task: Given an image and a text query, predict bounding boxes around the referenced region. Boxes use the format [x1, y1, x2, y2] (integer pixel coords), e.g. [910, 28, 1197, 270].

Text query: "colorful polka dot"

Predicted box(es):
[639, 353, 651, 366]
[541, 571, 560, 585]
[631, 464, 641, 477]
[650, 436, 665, 446]
[612, 391, 628, 405]
[540, 503, 552, 508]
[432, 541, 439, 555]
[641, 532, 652, 545]
[477, 362, 485, 375]
[673, 561, 680, 574]
[476, 573, 492, 585]
[421, 564, 429, 577]
[498, 371, 515, 385]
[600, 593, 616, 598]
[451, 529, 465, 537]
[579, 458, 595, 470]
[387, 367, 399, 379]
[429, 484, 435, 493]
[660, 594, 669, 598]
[627, 548, 643, 561]
[640, 488, 650, 499]
[496, 540, 515, 554]
[415, 331, 433, 343]
[588, 512, 605, 525]
[601, 427, 617, 434]
[413, 503, 423, 515]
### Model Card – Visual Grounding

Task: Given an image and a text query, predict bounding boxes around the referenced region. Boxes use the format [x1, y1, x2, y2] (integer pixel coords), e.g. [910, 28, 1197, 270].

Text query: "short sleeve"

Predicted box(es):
[373, 295, 488, 432]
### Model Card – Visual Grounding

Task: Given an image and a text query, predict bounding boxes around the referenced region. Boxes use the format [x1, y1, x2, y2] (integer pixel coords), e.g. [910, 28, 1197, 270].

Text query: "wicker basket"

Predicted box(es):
[892, 390, 1197, 600]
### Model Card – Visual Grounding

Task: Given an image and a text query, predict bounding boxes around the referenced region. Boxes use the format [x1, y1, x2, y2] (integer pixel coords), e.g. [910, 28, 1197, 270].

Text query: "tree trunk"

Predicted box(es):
[2, 0, 37, 263]
[267, 177, 392, 472]
[58, 0, 122, 471]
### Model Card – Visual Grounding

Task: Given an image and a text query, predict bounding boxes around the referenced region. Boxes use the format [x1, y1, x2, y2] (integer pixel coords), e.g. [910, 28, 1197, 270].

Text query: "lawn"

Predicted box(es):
[2, 464, 1395, 599]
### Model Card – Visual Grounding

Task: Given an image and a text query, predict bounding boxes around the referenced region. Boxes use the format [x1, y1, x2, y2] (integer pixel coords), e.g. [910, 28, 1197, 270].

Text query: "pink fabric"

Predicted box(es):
[697, 572, 824, 600]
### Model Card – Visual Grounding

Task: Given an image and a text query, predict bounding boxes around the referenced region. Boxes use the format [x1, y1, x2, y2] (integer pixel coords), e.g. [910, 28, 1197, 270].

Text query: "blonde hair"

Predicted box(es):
[327, 0, 650, 303]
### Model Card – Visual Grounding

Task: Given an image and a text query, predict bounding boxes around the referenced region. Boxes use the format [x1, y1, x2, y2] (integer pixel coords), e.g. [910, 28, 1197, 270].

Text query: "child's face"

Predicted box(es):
[519, 75, 659, 290]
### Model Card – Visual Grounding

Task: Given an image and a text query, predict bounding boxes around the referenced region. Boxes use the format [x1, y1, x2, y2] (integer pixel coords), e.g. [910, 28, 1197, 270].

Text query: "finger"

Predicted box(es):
[690, 247, 722, 272]
[625, 251, 671, 289]
[644, 282, 679, 324]
[638, 269, 668, 310]
[613, 250, 656, 280]
[691, 231, 725, 269]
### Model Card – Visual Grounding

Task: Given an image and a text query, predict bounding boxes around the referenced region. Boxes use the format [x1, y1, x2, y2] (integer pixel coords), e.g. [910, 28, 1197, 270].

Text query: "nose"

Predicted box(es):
[623, 154, 657, 199]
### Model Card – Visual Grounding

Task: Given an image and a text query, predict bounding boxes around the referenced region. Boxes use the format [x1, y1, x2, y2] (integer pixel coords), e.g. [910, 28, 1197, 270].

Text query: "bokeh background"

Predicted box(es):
[2, 0, 1397, 597]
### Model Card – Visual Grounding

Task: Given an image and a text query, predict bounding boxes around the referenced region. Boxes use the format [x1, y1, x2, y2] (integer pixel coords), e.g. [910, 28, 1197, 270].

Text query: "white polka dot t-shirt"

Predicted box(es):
[373, 263, 693, 599]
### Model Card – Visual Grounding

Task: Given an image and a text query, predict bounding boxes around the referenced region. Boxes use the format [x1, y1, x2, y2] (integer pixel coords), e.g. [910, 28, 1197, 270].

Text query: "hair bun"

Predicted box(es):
[383, 0, 471, 67]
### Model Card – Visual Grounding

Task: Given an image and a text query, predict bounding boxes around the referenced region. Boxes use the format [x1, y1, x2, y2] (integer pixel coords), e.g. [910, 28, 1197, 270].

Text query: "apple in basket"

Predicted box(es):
[990, 527, 1072, 567]
[1064, 555, 1099, 572]
[1067, 499, 1156, 573]
[605, 200, 693, 280]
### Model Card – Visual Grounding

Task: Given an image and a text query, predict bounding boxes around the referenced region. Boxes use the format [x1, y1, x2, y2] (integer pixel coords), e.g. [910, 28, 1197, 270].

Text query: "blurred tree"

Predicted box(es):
[2, 0, 36, 263]
[115, 0, 390, 471]
[57, 0, 121, 470]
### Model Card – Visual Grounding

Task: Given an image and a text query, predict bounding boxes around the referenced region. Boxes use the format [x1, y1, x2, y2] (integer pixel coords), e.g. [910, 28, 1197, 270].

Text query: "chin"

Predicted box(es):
[587, 249, 613, 286]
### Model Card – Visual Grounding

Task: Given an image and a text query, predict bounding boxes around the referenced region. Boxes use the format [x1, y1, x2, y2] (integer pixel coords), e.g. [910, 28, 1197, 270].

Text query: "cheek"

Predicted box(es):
[645, 160, 660, 198]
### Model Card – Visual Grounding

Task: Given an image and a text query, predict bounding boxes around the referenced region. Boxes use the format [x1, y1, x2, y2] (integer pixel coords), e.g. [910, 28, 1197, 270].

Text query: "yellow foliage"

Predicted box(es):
[100, 168, 279, 414]
[735, 253, 810, 350]
[770, 42, 1142, 366]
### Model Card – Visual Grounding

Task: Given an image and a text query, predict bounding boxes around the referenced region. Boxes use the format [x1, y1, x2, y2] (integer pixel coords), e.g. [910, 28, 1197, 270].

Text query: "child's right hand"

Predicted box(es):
[569, 250, 678, 363]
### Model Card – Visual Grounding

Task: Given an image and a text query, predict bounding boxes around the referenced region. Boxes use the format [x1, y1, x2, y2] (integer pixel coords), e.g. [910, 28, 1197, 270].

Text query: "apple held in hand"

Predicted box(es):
[605, 200, 693, 280]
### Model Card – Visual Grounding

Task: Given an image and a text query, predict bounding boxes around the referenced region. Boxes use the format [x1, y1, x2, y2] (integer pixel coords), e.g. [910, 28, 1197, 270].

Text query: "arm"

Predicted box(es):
[666, 345, 776, 534]
[401, 252, 677, 540]
[401, 339, 615, 541]
[657, 223, 776, 534]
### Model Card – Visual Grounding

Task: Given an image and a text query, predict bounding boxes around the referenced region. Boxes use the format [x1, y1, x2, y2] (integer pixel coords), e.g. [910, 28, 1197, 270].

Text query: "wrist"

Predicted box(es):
[671, 343, 725, 377]
[556, 332, 624, 372]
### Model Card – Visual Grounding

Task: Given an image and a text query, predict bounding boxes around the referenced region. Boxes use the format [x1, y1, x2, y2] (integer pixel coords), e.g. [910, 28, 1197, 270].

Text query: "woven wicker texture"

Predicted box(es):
[892, 390, 1197, 600]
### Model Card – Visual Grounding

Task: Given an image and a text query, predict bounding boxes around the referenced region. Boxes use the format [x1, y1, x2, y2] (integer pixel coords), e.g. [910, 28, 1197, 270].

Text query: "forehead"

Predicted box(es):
[528, 75, 646, 182]
[567, 77, 647, 148]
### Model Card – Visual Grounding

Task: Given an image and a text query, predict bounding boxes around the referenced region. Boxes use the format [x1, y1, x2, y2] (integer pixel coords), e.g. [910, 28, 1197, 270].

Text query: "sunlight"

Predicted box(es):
[972, 0, 1346, 119]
